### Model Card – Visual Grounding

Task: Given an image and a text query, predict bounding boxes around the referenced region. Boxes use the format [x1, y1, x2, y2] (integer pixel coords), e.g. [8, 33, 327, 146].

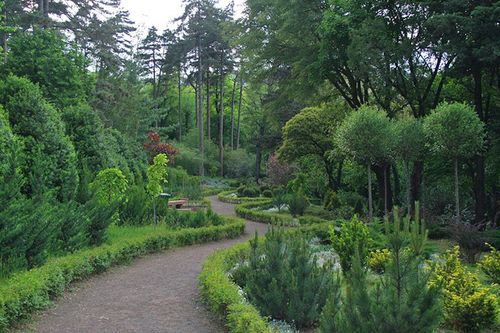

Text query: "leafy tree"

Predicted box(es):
[0, 75, 79, 201]
[392, 116, 426, 215]
[336, 105, 393, 221]
[423, 102, 485, 222]
[90, 168, 128, 206]
[4, 29, 88, 109]
[278, 104, 346, 191]
[147, 153, 169, 223]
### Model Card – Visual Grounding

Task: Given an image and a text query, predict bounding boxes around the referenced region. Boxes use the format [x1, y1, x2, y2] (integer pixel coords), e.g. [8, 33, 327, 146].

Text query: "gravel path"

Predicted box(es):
[16, 196, 268, 333]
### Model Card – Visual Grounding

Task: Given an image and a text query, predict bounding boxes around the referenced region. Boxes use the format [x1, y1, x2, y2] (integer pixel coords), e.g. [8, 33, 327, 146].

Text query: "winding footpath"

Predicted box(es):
[15, 196, 268, 333]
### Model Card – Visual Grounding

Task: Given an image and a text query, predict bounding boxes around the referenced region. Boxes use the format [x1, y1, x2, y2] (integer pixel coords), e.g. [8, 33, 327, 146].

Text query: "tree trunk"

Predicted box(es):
[178, 67, 182, 141]
[197, 26, 204, 177]
[206, 71, 211, 142]
[384, 164, 388, 217]
[410, 160, 424, 211]
[368, 164, 373, 223]
[230, 74, 237, 150]
[454, 158, 460, 223]
[405, 161, 411, 216]
[236, 75, 243, 149]
[374, 164, 393, 213]
[472, 65, 487, 224]
[219, 69, 225, 177]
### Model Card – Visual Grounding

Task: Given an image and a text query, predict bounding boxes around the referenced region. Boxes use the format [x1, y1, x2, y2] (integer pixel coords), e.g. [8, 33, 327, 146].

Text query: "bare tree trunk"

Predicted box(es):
[236, 75, 243, 149]
[197, 28, 204, 177]
[219, 54, 225, 177]
[368, 164, 373, 223]
[230, 73, 238, 150]
[455, 158, 460, 223]
[178, 67, 182, 141]
[384, 164, 388, 217]
[206, 71, 211, 142]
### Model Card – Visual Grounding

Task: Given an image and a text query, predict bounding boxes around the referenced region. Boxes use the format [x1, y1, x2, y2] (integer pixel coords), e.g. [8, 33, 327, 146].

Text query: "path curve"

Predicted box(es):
[16, 196, 268, 333]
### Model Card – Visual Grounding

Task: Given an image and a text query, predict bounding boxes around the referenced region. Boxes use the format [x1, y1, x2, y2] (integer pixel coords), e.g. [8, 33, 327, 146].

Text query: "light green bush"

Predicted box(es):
[428, 246, 498, 332]
[478, 243, 500, 284]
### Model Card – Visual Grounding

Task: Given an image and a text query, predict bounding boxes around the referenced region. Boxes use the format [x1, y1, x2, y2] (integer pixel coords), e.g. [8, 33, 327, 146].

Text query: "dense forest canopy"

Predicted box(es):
[0, 0, 498, 271]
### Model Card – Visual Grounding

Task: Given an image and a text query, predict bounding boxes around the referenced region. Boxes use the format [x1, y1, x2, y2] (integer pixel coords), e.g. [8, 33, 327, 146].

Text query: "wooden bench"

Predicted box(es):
[168, 198, 189, 209]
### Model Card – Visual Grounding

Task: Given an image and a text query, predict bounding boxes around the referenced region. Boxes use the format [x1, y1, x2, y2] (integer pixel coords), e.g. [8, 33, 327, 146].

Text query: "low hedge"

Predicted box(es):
[199, 242, 273, 333]
[0, 217, 245, 332]
[235, 201, 329, 226]
[199, 222, 335, 333]
[217, 190, 269, 204]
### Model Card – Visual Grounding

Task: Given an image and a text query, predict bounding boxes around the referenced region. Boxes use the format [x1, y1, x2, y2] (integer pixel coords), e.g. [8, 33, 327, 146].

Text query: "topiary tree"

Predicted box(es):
[423, 102, 485, 223]
[336, 105, 393, 222]
[147, 153, 169, 224]
[392, 115, 426, 215]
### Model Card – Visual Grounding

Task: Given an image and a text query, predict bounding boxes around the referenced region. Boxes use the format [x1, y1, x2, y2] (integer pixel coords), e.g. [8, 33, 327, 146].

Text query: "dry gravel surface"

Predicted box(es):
[13, 196, 268, 333]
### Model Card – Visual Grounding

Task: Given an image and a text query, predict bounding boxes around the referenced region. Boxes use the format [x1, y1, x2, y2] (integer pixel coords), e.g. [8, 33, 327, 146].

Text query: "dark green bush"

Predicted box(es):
[262, 189, 273, 198]
[288, 192, 309, 216]
[242, 186, 260, 198]
[119, 184, 150, 225]
[237, 228, 337, 329]
[84, 199, 116, 245]
[55, 201, 90, 253]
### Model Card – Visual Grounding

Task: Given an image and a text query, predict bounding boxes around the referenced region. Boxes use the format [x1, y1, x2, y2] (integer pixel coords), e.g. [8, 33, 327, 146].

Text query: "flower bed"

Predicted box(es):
[235, 200, 331, 226]
[217, 190, 269, 204]
[199, 223, 334, 333]
[0, 216, 245, 332]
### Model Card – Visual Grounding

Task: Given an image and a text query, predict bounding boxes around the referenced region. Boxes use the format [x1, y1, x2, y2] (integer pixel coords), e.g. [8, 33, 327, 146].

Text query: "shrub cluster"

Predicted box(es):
[199, 243, 273, 333]
[235, 201, 329, 226]
[428, 246, 498, 332]
[235, 229, 337, 329]
[0, 217, 245, 332]
[217, 190, 267, 204]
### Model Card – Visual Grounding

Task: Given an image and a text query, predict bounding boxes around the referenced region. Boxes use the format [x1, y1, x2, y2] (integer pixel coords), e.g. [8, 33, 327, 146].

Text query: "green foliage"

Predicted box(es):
[367, 248, 391, 274]
[238, 229, 338, 328]
[288, 192, 309, 217]
[321, 208, 442, 333]
[336, 105, 393, 166]
[0, 217, 245, 332]
[199, 243, 273, 333]
[4, 29, 88, 109]
[428, 246, 498, 332]
[0, 75, 79, 201]
[119, 184, 150, 225]
[478, 244, 500, 284]
[84, 199, 116, 246]
[146, 154, 169, 199]
[424, 102, 486, 160]
[90, 168, 128, 206]
[330, 215, 373, 271]
[55, 201, 90, 253]
[62, 104, 110, 174]
[167, 167, 201, 200]
[224, 149, 255, 179]
[262, 189, 273, 198]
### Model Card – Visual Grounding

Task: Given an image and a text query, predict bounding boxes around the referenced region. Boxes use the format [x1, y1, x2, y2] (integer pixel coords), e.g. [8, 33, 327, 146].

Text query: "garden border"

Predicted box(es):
[235, 200, 330, 226]
[199, 222, 334, 333]
[217, 190, 270, 204]
[0, 216, 245, 332]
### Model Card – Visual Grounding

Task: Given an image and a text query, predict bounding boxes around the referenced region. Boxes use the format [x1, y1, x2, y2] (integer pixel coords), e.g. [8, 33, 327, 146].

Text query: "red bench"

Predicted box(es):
[168, 198, 189, 209]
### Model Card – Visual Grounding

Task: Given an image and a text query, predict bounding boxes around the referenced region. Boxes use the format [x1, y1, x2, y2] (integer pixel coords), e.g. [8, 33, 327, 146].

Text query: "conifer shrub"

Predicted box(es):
[428, 246, 498, 332]
[478, 243, 500, 284]
[330, 215, 373, 271]
[119, 184, 150, 225]
[367, 248, 391, 274]
[235, 228, 338, 329]
[320, 208, 442, 333]
[288, 192, 309, 216]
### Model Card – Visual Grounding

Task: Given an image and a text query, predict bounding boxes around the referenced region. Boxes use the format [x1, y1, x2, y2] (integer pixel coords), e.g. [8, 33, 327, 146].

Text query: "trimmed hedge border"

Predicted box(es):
[0, 217, 245, 332]
[199, 222, 334, 333]
[235, 200, 329, 226]
[217, 190, 269, 204]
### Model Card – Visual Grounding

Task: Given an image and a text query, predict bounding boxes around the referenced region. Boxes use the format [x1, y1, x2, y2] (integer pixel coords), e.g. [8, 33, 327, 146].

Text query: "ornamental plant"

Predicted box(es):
[423, 102, 485, 222]
[367, 248, 391, 274]
[478, 243, 500, 284]
[90, 168, 128, 206]
[147, 153, 169, 223]
[144, 131, 179, 163]
[330, 215, 373, 272]
[428, 246, 498, 332]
